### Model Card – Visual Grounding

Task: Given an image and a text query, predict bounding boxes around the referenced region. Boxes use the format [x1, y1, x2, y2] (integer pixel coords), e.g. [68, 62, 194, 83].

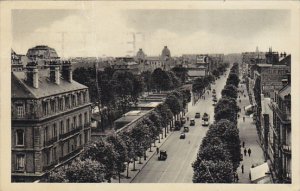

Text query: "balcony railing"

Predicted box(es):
[42, 161, 58, 171]
[59, 128, 81, 139]
[59, 146, 83, 162]
[281, 144, 291, 155]
[44, 136, 58, 147]
[270, 102, 291, 122]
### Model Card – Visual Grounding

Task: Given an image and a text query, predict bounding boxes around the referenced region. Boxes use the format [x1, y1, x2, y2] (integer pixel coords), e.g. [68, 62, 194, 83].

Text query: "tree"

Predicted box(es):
[48, 158, 104, 183]
[165, 94, 182, 119]
[214, 97, 239, 123]
[148, 111, 163, 142]
[192, 160, 234, 183]
[226, 73, 240, 87]
[119, 131, 135, 178]
[106, 135, 128, 183]
[221, 84, 238, 99]
[81, 139, 117, 182]
[206, 120, 241, 170]
[151, 68, 172, 91]
[155, 104, 173, 136]
[171, 66, 188, 83]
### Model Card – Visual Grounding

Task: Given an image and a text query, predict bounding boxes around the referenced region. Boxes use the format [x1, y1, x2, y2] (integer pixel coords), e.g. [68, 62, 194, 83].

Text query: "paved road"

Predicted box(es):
[132, 72, 230, 183]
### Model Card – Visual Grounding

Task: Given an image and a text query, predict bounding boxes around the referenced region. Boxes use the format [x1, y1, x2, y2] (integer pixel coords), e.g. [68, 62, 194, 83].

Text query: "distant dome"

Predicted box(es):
[26, 45, 59, 60]
[136, 48, 146, 60]
[161, 46, 171, 60]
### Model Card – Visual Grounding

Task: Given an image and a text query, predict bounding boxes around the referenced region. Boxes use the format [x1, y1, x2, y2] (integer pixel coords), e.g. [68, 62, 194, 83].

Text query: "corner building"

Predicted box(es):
[11, 60, 92, 182]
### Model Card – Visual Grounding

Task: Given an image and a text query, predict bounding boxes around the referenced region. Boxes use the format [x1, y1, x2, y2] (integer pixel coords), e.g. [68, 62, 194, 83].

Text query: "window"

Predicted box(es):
[16, 154, 25, 171]
[66, 119, 70, 132]
[50, 99, 56, 113]
[58, 98, 63, 111]
[73, 116, 77, 129]
[42, 101, 49, 116]
[52, 147, 57, 162]
[79, 114, 82, 127]
[59, 121, 64, 135]
[65, 96, 70, 109]
[44, 126, 48, 145]
[53, 123, 57, 138]
[16, 129, 24, 146]
[17, 105, 25, 118]
[84, 112, 88, 125]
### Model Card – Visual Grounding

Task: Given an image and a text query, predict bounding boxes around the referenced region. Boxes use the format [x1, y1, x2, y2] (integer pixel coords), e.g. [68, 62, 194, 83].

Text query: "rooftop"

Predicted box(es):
[12, 69, 87, 99]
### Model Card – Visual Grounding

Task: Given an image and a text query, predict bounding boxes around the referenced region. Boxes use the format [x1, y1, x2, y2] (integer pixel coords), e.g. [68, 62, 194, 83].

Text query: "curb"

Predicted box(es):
[130, 131, 174, 183]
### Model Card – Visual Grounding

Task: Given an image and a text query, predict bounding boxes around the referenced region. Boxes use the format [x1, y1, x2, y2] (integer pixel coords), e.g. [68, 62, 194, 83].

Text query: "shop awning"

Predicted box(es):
[250, 162, 272, 183]
[245, 104, 253, 111]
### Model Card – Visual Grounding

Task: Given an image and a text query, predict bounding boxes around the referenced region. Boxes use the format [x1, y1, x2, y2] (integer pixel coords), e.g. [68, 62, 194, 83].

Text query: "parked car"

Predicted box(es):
[184, 126, 189, 132]
[180, 132, 186, 139]
[174, 120, 183, 130]
[212, 89, 216, 94]
[213, 97, 218, 102]
[181, 117, 186, 124]
[190, 118, 195, 126]
[195, 112, 201, 118]
[158, 150, 168, 160]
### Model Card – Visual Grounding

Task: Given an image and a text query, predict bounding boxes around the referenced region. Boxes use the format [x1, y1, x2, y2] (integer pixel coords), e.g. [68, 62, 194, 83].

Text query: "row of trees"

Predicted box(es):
[142, 67, 184, 93]
[73, 67, 184, 130]
[47, 88, 190, 183]
[192, 62, 230, 99]
[192, 63, 242, 183]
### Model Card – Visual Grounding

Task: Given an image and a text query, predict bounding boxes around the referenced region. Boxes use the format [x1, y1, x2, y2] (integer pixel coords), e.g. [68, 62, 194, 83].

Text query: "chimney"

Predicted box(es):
[62, 60, 72, 82]
[26, 61, 39, 88]
[283, 52, 287, 57]
[49, 60, 61, 84]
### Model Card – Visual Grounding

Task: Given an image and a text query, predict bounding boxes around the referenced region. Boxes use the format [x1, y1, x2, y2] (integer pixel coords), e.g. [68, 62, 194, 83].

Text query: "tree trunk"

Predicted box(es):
[165, 127, 167, 138]
[139, 156, 142, 164]
[118, 172, 121, 183]
[126, 162, 130, 178]
[133, 160, 136, 171]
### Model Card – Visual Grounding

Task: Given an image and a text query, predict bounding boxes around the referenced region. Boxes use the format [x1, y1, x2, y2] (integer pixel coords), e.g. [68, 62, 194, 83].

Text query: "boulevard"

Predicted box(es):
[132, 71, 229, 183]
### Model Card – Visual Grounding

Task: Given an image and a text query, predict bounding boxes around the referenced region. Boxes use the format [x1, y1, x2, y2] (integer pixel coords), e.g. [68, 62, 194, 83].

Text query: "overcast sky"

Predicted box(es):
[12, 9, 291, 57]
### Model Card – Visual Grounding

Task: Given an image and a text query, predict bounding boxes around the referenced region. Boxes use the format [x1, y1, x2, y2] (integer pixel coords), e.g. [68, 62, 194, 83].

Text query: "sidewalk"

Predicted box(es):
[111, 126, 174, 183]
[236, 82, 265, 183]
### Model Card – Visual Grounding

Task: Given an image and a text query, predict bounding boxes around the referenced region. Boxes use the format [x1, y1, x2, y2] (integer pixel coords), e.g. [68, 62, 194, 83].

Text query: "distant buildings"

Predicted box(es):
[245, 47, 291, 183]
[11, 59, 92, 182]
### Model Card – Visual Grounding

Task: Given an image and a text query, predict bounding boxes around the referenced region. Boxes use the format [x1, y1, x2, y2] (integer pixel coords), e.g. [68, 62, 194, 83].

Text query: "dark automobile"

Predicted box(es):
[212, 89, 216, 94]
[158, 150, 168, 160]
[181, 117, 186, 124]
[180, 133, 186, 139]
[174, 120, 183, 130]
[184, 126, 189, 132]
[190, 118, 195, 126]
[195, 112, 201, 118]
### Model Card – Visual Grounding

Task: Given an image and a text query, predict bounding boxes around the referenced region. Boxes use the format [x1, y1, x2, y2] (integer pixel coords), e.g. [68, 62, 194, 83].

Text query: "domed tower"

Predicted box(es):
[26, 45, 59, 60]
[161, 46, 171, 61]
[136, 48, 146, 61]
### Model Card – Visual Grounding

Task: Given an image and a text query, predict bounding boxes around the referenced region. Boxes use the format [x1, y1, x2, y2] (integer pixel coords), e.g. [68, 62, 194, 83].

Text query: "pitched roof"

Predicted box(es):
[278, 84, 291, 99]
[12, 69, 88, 99]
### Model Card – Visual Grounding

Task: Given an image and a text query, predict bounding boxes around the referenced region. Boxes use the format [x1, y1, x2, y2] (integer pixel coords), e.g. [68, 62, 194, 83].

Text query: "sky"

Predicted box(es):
[12, 9, 291, 57]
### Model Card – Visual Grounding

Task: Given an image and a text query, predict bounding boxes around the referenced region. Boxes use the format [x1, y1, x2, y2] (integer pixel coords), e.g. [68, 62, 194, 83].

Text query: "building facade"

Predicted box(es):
[11, 60, 92, 182]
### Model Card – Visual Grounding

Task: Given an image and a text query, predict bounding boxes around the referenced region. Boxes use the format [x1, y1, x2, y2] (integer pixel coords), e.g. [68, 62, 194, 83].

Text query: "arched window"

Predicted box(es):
[16, 129, 24, 146]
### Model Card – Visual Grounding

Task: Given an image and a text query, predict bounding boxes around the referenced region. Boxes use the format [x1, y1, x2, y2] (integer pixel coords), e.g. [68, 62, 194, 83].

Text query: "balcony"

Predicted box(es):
[44, 137, 58, 147]
[59, 128, 81, 139]
[59, 146, 83, 162]
[270, 102, 291, 123]
[281, 144, 291, 155]
[42, 161, 58, 171]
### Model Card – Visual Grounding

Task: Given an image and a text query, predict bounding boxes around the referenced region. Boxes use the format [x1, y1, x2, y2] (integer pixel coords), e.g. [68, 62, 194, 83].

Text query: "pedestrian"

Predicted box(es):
[242, 141, 245, 148]
[241, 164, 244, 174]
[236, 173, 239, 182]
[243, 116, 245, 122]
[244, 148, 247, 156]
[156, 147, 159, 155]
[248, 148, 252, 157]
[144, 155, 147, 160]
[244, 106, 245, 111]
[239, 99, 241, 103]
[249, 172, 251, 180]
[187, 117, 189, 121]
